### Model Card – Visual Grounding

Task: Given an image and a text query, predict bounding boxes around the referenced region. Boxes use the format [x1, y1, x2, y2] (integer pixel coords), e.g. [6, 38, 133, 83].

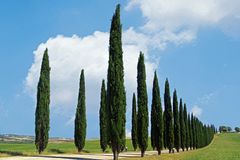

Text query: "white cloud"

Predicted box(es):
[126, 0, 240, 45]
[25, 30, 156, 136]
[191, 105, 202, 117]
[198, 92, 215, 105]
[25, 1, 240, 136]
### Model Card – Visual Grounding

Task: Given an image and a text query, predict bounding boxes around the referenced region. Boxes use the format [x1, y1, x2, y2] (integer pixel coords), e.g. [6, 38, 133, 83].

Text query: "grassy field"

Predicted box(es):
[0, 133, 239, 160]
[0, 138, 147, 157]
[125, 133, 240, 160]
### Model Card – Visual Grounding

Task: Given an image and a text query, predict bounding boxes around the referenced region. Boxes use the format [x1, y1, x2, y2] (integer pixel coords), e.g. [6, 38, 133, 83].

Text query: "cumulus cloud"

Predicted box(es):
[25, 1, 240, 137]
[191, 105, 202, 117]
[25, 30, 156, 134]
[126, 0, 240, 44]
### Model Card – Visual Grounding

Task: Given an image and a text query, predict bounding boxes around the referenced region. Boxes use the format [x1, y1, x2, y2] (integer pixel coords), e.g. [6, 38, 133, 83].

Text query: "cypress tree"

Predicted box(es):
[163, 110, 167, 149]
[184, 104, 189, 151]
[191, 114, 196, 149]
[35, 48, 50, 154]
[106, 4, 126, 160]
[173, 89, 180, 152]
[99, 80, 108, 152]
[188, 114, 193, 150]
[74, 69, 87, 152]
[195, 118, 199, 148]
[151, 71, 163, 155]
[164, 79, 174, 153]
[137, 52, 148, 157]
[179, 99, 186, 151]
[131, 93, 138, 151]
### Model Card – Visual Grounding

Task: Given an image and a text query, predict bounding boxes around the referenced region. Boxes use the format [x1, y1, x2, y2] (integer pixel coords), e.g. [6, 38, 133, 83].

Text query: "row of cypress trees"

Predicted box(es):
[99, 49, 215, 158]
[130, 63, 216, 156]
[35, 4, 125, 159]
[35, 4, 215, 160]
[98, 4, 216, 159]
[35, 49, 87, 154]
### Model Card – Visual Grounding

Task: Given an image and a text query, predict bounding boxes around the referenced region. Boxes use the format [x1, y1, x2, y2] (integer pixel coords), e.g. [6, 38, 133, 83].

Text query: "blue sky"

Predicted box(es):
[0, 0, 240, 138]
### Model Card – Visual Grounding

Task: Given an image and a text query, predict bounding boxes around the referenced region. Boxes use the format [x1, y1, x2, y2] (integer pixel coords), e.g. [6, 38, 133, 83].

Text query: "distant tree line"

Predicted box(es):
[218, 126, 240, 133]
[128, 65, 215, 156]
[219, 126, 232, 133]
[35, 4, 216, 160]
[235, 127, 240, 132]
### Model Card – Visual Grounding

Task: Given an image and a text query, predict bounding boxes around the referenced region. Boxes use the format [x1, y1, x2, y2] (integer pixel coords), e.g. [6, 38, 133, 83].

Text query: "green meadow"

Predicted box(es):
[125, 133, 240, 160]
[0, 138, 147, 157]
[0, 133, 239, 160]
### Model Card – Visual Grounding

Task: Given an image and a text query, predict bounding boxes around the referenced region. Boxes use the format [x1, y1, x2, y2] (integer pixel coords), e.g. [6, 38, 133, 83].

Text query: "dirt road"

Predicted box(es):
[1, 150, 170, 160]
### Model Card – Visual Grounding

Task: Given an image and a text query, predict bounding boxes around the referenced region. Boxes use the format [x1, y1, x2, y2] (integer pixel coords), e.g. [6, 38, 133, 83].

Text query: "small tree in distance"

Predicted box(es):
[173, 89, 180, 152]
[235, 127, 240, 132]
[164, 79, 174, 153]
[99, 80, 108, 152]
[151, 71, 163, 155]
[179, 99, 186, 151]
[131, 93, 138, 151]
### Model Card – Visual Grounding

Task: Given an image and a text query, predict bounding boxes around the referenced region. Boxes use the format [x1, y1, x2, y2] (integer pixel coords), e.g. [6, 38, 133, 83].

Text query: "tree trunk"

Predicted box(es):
[113, 150, 119, 160]
[177, 148, 179, 152]
[157, 149, 161, 155]
[169, 149, 171, 153]
[141, 150, 145, 157]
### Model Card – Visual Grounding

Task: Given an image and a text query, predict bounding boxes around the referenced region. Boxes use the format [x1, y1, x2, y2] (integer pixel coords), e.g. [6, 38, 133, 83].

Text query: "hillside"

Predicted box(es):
[124, 133, 240, 160]
[0, 134, 72, 143]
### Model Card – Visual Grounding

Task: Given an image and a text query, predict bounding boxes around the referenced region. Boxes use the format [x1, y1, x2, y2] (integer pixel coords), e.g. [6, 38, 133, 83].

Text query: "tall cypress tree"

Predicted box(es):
[106, 4, 126, 160]
[35, 48, 50, 154]
[164, 79, 174, 153]
[173, 90, 180, 152]
[131, 93, 138, 151]
[184, 104, 189, 151]
[137, 52, 148, 157]
[179, 99, 186, 151]
[151, 71, 163, 155]
[74, 69, 87, 152]
[99, 80, 108, 152]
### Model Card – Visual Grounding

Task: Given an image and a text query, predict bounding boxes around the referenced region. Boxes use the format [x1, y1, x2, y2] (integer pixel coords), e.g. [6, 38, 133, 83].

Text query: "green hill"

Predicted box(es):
[125, 133, 240, 160]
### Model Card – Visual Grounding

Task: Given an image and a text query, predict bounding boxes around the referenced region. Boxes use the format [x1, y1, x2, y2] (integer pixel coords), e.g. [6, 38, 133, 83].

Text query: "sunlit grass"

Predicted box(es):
[0, 133, 239, 160]
[124, 133, 240, 160]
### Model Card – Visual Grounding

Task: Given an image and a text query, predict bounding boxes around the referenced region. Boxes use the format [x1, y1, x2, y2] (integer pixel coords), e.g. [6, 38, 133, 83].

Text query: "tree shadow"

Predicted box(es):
[32, 155, 98, 160]
[81, 150, 90, 153]
[0, 150, 25, 156]
[49, 149, 65, 154]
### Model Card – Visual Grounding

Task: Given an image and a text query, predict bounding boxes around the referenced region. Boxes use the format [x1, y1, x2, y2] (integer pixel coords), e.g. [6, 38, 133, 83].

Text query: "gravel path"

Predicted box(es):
[0, 150, 171, 160]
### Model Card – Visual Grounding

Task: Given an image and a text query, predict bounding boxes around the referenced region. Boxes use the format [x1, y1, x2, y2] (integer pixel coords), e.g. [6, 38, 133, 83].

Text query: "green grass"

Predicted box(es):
[0, 138, 141, 157]
[124, 133, 240, 160]
[1, 133, 239, 160]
